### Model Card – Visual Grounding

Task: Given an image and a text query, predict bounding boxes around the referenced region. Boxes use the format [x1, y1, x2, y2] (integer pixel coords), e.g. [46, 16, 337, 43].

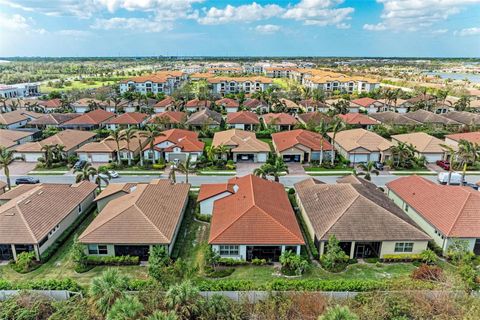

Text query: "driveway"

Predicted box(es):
[236, 162, 262, 176]
[287, 163, 306, 175]
[1, 161, 36, 176]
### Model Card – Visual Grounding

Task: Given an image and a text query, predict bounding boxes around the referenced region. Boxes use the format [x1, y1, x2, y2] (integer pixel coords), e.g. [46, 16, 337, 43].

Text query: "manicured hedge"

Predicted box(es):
[218, 258, 249, 266]
[0, 278, 83, 293]
[85, 255, 139, 266]
[382, 254, 423, 262]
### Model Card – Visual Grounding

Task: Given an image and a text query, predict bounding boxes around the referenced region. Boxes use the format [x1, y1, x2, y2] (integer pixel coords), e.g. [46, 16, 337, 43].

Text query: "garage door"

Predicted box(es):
[24, 153, 43, 162]
[78, 153, 88, 161]
[168, 153, 187, 162]
[91, 153, 111, 162]
[257, 153, 267, 163]
[283, 154, 301, 162]
[424, 153, 443, 163]
[350, 154, 369, 163]
[237, 154, 254, 162]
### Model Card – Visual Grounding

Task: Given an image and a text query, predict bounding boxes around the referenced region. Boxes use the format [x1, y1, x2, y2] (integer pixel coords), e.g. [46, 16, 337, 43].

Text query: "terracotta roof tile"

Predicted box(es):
[328, 128, 393, 152]
[446, 131, 480, 144]
[226, 111, 259, 125]
[213, 129, 270, 152]
[197, 183, 234, 202]
[216, 98, 239, 108]
[61, 109, 115, 126]
[338, 113, 379, 125]
[350, 97, 379, 107]
[29, 113, 80, 126]
[149, 111, 187, 124]
[262, 113, 298, 126]
[14, 130, 96, 153]
[105, 112, 148, 125]
[392, 132, 447, 153]
[143, 129, 204, 152]
[404, 110, 460, 125]
[154, 97, 175, 108]
[272, 129, 333, 152]
[185, 109, 222, 126]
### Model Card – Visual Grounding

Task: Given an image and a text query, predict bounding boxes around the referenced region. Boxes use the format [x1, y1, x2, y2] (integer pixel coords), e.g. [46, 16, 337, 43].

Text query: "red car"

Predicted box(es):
[436, 160, 450, 170]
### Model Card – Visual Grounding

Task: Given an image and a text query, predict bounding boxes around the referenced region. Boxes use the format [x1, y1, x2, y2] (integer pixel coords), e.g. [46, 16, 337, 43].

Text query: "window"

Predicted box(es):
[98, 245, 108, 255]
[219, 245, 239, 256]
[394, 242, 414, 253]
[405, 204, 410, 212]
[88, 244, 108, 255]
[48, 225, 59, 237]
[78, 204, 82, 214]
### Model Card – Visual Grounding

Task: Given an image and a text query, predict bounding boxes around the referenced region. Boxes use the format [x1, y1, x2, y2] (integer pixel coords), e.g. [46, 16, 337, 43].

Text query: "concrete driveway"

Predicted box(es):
[1, 161, 36, 176]
[236, 162, 262, 176]
[287, 163, 306, 175]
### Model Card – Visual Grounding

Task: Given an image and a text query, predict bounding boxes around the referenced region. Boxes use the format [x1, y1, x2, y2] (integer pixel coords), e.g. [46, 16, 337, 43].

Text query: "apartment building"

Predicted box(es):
[208, 76, 273, 94]
[119, 71, 187, 95]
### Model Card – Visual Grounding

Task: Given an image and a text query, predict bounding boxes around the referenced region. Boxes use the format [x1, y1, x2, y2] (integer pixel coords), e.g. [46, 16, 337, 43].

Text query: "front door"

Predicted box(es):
[0, 244, 13, 260]
[355, 244, 365, 258]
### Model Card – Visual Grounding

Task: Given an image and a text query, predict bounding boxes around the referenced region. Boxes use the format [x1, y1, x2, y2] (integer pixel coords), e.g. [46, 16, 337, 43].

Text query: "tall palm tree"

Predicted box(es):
[122, 127, 137, 166]
[54, 144, 66, 162]
[89, 269, 129, 315]
[215, 144, 229, 161]
[270, 157, 289, 182]
[41, 144, 56, 168]
[355, 161, 379, 181]
[440, 144, 458, 185]
[175, 155, 196, 184]
[143, 125, 163, 164]
[74, 163, 98, 183]
[253, 164, 271, 179]
[164, 280, 200, 320]
[315, 120, 330, 166]
[105, 129, 125, 165]
[0, 147, 15, 189]
[329, 118, 346, 166]
[205, 145, 217, 163]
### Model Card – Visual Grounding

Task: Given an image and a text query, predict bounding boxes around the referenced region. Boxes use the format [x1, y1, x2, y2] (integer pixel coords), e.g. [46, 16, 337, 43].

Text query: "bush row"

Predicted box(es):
[0, 279, 83, 293]
[382, 254, 423, 262]
[85, 255, 139, 266]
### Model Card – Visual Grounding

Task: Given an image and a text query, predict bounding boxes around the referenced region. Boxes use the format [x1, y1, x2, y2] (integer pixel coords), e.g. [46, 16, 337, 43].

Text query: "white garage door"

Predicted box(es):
[424, 153, 443, 163]
[257, 153, 268, 163]
[349, 154, 369, 163]
[91, 153, 111, 162]
[78, 153, 89, 161]
[24, 153, 43, 162]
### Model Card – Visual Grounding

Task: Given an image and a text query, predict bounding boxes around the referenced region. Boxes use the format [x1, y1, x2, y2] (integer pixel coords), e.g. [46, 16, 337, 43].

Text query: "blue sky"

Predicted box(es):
[0, 0, 479, 57]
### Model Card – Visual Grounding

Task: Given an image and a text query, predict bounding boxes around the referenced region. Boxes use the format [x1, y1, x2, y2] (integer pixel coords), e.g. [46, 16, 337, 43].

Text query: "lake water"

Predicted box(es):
[425, 71, 480, 83]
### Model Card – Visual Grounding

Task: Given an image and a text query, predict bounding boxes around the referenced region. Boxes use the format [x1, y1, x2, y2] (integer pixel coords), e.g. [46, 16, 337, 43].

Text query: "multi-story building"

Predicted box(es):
[0, 83, 40, 98]
[119, 71, 187, 95]
[208, 76, 273, 94]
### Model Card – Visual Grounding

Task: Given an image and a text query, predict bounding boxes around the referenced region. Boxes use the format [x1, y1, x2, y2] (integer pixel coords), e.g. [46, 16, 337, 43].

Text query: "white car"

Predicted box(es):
[108, 170, 119, 178]
[437, 172, 462, 185]
[98, 170, 119, 180]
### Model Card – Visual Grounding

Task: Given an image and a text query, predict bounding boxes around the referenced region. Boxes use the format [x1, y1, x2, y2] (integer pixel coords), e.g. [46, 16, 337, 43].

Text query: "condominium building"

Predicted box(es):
[0, 83, 40, 98]
[208, 76, 273, 94]
[119, 71, 187, 95]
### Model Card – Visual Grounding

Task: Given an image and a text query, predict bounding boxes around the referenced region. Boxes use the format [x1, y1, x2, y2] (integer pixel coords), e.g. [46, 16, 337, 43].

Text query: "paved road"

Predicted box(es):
[1, 173, 479, 188]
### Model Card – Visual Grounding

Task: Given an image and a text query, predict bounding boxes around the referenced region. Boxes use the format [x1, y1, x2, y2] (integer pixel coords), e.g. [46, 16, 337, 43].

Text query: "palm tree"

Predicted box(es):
[175, 155, 196, 184]
[41, 144, 56, 168]
[329, 118, 346, 166]
[54, 144, 66, 162]
[164, 280, 200, 320]
[355, 161, 379, 181]
[108, 96, 123, 114]
[205, 145, 217, 163]
[440, 144, 458, 185]
[146, 311, 178, 320]
[105, 129, 125, 165]
[270, 157, 289, 182]
[90, 269, 129, 315]
[319, 305, 358, 320]
[315, 120, 330, 166]
[122, 127, 137, 166]
[215, 144, 229, 161]
[94, 166, 111, 191]
[143, 125, 163, 164]
[0, 147, 15, 189]
[168, 164, 178, 183]
[74, 163, 98, 183]
[106, 295, 144, 320]
[253, 164, 271, 179]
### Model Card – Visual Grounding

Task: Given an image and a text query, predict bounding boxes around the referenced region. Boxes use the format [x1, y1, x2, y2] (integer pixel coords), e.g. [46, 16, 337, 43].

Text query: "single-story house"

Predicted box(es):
[298, 99, 329, 113]
[185, 109, 222, 130]
[0, 181, 97, 261]
[387, 175, 480, 255]
[212, 129, 270, 163]
[261, 113, 298, 131]
[104, 112, 149, 130]
[442, 111, 480, 127]
[93, 182, 139, 211]
[216, 98, 239, 113]
[185, 99, 211, 113]
[60, 109, 115, 130]
[142, 129, 204, 163]
[368, 111, 421, 127]
[338, 113, 379, 129]
[28, 113, 80, 129]
[326, 99, 359, 113]
[328, 128, 393, 164]
[350, 97, 386, 113]
[297, 112, 332, 127]
[275, 98, 304, 114]
[391, 132, 448, 163]
[77, 132, 146, 163]
[0, 129, 37, 150]
[149, 111, 187, 129]
[0, 184, 38, 205]
[295, 176, 430, 259]
[79, 180, 190, 259]
[444, 131, 480, 149]
[0, 110, 42, 129]
[403, 110, 461, 127]
[197, 182, 235, 215]
[70, 98, 108, 113]
[153, 97, 175, 113]
[207, 174, 305, 261]
[243, 98, 268, 113]
[103, 99, 129, 113]
[272, 129, 333, 163]
[13, 130, 96, 162]
[226, 111, 260, 131]
[36, 99, 62, 112]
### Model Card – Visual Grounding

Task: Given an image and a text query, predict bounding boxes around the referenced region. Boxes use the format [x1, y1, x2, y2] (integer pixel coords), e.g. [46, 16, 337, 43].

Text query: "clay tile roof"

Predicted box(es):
[406, 94, 436, 104]
[298, 99, 328, 109]
[185, 109, 222, 126]
[442, 111, 480, 126]
[213, 129, 270, 152]
[226, 111, 259, 125]
[78, 132, 147, 153]
[185, 99, 211, 108]
[154, 97, 175, 108]
[272, 129, 333, 152]
[0, 110, 37, 125]
[36, 98, 62, 109]
[262, 113, 298, 126]
[387, 175, 480, 237]
[338, 113, 379, 125]
[14, 129, 96, 153]
[209, 174, 304, 245]
[143, 129, 204, 152]
[0, 129, 35, 148]
[298, 112, 333, 126]
[350, 97, 378, 107]
[120, 71, 185, 84]
[243, 99, 266, 109]
[327, 128, 393, 152]
[294, 176, 430, 241]
[278, 98, 300, 110]
[149, 111, 187, 124]
[0, 182, 97, 244]
[216, 98, 239, 108]
[403, 110, 460, 125]
[197, 183, 235, 202]
[0, 184, 38, 201]
[446, 131, 480, 144]
[369, 112, 421, 126]
[29, 113, 80, 126]
[72, 98, 108, 107]
[95, 183, 139, 201]
[105, 112, 148, 125]
[79, 180, 190, 245]
[62, 109, 115, 126]
[392, 132, 447, 153]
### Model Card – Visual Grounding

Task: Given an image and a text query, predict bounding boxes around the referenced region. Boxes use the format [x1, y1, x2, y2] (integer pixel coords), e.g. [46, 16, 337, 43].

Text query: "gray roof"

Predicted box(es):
[186, 109, 222, 126]
[369, 112, 421, 126]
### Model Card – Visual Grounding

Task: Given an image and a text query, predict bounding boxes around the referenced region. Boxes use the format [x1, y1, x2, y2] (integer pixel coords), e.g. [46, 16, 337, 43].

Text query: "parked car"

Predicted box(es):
[436, 160, 450, 170]
[99, 170, 119, 180]
[374, 162, 384, 170]
[438, 172, 462, 185]
[462, 181, 479, 191]
[108, 170, 119, 178]
[73, 160, 87, 170]
[15, 177, 40, 185]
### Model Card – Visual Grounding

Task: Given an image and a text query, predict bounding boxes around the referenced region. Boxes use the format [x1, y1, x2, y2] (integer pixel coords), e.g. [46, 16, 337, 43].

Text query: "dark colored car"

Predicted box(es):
[15, 177, 40, 185]
[73, 160, 87, 170]
[436, 160, 450, 170]
[374, 162, 384, 170]
[462, 181, 479, 191]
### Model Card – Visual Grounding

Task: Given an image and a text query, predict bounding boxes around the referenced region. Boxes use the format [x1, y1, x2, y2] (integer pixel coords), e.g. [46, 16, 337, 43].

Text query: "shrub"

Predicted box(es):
[420, 249, 438, 264]
[288, 188, 295, 195]
[319, 305, 359, 320]
[152, 163, 166, 170]
[280, 250, 309, 276]
[218, 258, 248, 266]
[0, 278, 83, 292]
[195, 212, 211, 223]
[148, 245, 171, 282]
[381, 254, 423, 262]
[85, 255, 139, 266]
[252, 258, 267, 265]
[458, 262, 479, 290]
[411, 264, 444, 281]
[446, 239, 473, 265]
[226, 160, 236, 170]
[205, 267, 235, 278]
[320, 235, 349, 272]
[364, 258, 379, 264]
[11, 251, 39, 273]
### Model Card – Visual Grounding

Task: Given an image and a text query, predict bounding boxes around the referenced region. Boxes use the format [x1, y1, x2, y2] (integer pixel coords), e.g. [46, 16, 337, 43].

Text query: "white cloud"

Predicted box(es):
[0, 12, 46, 34]
[455, 27, 480, 36]
[56, 29, 92, 37]
[366, 0, 480, 32]
[282, 0, 354, 27]
[432, 28, 448, 34]
[254, 24, 281, 34]
[92, 17, 173, 32]
[198, 2, 284, 25]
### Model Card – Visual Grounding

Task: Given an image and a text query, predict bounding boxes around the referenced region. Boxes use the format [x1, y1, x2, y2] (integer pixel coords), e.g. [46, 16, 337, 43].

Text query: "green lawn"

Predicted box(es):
[40, 78, 127, 93]
[33, 166, 69, 171]
[304, 166, 353, 172]
[201, 138, 213, 147]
